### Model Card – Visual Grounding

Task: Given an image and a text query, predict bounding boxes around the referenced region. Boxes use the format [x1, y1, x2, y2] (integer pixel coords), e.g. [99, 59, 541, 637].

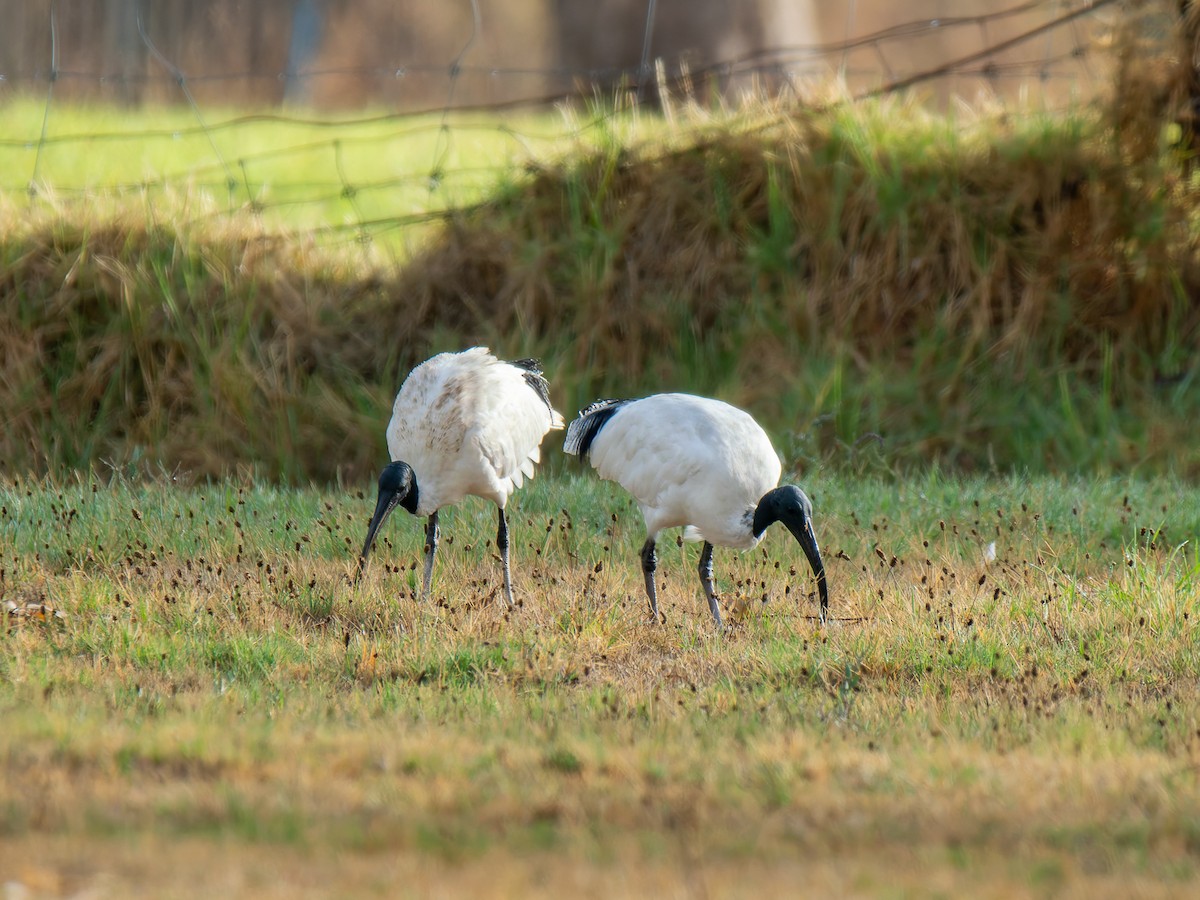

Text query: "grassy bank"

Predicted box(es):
[2, 88, 1198, 482]
[0, 12, 1196, 482]
[2, 472, 1198, 894]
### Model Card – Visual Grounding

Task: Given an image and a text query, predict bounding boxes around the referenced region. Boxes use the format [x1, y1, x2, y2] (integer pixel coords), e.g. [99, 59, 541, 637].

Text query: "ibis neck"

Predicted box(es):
[400, 476, 419, 515]
[752, 500, 774, 539]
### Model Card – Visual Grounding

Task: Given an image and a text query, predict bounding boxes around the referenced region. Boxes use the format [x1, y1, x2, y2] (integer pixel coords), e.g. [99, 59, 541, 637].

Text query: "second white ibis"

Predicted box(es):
[564, 392, 829, 627]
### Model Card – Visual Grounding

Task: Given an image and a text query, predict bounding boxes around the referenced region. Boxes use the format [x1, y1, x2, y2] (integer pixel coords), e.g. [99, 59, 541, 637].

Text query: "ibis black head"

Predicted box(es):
[752, 485, 829, 624]
[355, 461, 419, 580]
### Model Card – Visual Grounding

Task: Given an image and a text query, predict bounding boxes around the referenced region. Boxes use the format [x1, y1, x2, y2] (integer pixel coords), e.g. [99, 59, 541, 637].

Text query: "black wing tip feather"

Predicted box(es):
[564, 398, 630, 459]
[505, 358, 554, 414]
[508, 357, 542, 374]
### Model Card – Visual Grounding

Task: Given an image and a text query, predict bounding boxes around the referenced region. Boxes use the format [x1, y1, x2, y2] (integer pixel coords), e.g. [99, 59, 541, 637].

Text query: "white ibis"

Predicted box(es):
[357, 347, 564, 608]
[564, 393, 828, 627]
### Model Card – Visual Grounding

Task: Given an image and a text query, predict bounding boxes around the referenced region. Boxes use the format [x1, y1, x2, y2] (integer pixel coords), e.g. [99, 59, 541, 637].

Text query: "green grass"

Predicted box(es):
[0, 98, 613, 255]
[2, 473, 1199, 894]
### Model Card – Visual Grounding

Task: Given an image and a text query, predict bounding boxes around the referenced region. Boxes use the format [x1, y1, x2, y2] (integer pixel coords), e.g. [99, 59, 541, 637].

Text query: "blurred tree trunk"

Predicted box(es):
[285, 0, 323, 105]
[548, 0, 821, 101]
[105, 0, 144, 105]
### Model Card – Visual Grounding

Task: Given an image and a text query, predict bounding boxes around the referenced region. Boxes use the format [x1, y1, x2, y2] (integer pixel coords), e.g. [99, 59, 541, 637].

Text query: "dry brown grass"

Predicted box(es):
[15, 833, 1193, 900]
[401, 97, 1198, 386]
[3, 95, 1197, 481]
[0, 211, 407, 482]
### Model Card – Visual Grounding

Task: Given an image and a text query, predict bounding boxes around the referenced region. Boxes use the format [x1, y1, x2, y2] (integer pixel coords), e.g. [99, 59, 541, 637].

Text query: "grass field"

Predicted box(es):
[0, 97, 634, 257]
[3, 471, 1199, 896]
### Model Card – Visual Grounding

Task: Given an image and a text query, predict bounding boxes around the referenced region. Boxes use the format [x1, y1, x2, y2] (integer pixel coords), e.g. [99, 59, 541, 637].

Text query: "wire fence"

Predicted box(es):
[0, 0, 1140, 259]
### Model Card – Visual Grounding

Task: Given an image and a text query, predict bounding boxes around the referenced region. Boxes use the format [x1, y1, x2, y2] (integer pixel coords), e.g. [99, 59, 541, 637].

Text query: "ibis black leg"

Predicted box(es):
[698, 541, 723, 628]
[639, 536, 660, 623]
[497, 506, 514, 609]
[421, 511, 439, 600]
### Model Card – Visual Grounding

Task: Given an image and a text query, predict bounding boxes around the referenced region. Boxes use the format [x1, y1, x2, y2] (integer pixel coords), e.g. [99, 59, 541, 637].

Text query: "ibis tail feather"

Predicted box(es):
[564, 399, 631, 460]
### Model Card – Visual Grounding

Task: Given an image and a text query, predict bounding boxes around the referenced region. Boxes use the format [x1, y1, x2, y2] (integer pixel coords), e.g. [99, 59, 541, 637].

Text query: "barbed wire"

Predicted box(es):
[854, 0, 1118, 101]
[133, 0, 237, 194]
[0, 0, 1131, 257]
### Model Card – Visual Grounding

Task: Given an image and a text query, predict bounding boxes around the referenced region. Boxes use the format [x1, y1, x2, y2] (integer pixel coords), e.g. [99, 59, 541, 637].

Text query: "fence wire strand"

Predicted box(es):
[134, 0, 239, 202]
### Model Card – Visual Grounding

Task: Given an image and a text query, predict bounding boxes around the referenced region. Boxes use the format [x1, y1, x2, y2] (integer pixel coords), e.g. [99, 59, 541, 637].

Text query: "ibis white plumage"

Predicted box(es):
[564, 393, 829, 626]
[357, 347, 564, 607]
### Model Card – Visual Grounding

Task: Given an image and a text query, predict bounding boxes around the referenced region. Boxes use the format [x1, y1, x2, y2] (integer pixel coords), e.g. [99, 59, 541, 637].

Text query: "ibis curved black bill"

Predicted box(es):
[782, 518, 829, 625]
[753, 484, 830, 625]
[355, 461, 417, 582]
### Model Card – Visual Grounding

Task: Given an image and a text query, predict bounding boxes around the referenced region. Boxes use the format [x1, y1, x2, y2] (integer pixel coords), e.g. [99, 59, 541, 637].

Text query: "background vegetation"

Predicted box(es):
[1, 8, 1197, 485]
[3, 4, 1200, 897]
